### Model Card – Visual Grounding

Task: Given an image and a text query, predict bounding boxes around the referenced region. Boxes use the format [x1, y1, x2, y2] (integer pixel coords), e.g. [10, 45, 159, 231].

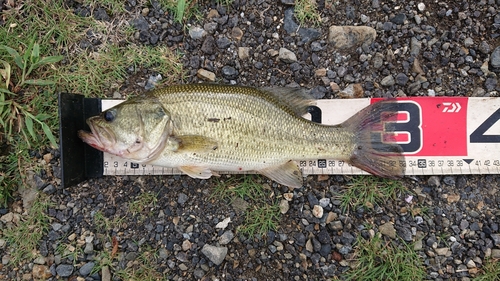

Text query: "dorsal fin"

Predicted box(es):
[259, 87, 316, 116]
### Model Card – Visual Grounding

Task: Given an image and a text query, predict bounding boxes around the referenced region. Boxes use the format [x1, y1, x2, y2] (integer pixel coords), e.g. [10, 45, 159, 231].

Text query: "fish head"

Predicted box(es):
[78, 98, 171, 162]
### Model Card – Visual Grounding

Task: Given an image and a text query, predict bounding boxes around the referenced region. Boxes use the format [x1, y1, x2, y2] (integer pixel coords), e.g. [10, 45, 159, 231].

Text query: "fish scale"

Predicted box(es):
[152, 84, 351, 170]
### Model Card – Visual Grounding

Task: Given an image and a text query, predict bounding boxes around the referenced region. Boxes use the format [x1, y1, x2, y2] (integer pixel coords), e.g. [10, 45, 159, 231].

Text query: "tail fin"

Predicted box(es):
[341, 100, 405, 178]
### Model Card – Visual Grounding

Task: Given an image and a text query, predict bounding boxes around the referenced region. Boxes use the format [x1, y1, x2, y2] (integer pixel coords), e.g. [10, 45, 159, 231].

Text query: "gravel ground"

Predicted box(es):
[2, 0, 500, 280]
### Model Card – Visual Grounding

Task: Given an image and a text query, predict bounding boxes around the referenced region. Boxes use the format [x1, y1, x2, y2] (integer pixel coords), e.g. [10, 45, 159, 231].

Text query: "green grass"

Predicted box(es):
[3, 195, 53, 265]
[158, 0, 199, 23]
[238, 202, 281, 237]
[474, 258, 500, 281]
[345, 234, 426, 281]
[0, 0, 185, 208]
[294, 0, 322, 26]
[338, 176, 407, 212]
[128, 191, 159, 215]
[212, 175, 281, 237]
[211, 175, 267, 202]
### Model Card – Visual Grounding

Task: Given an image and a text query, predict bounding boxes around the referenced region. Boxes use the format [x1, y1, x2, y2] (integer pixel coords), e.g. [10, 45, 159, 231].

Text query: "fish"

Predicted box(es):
[78, 83, 404, 188]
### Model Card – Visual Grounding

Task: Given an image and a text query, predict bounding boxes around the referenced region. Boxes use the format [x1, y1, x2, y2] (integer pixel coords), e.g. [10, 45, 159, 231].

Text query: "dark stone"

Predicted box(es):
[42, 184, 56, 195]
[55, 264, 74, 277]
[178, 193, 188, 205]
[201, 36, 216, 55]
[150, 34, 159, 44]
[397, 227, 413, 242]
[395, 73, 409, 86]
[216, 37, 231, 49]
[79, 262, 95, 276]
[319, 243, 332, 257]
[485, 77, 498, 91]
[221, 66, 238, 80]
[317, 229, 331, 244]
[310, 86, 326, 99]
[294, 232, 306, 246]
[383, 22, 393, 31]
[391, 13, 406, 25]
[130, 16, 149, 31]
[93, 8, 110, 21]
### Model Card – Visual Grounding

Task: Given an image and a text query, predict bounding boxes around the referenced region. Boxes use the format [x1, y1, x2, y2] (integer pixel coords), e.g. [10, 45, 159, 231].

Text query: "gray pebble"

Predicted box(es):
[397, 227, 413, 242]
[337, 66, 347, 77]
[491, 46, 500, 68]
[52, 223, 63, 231]
[219, 231, 234, 245]
[381, 75, 395, 86]
[79, 262, 94, 276]
[395, 73, 409, 86]
[383, 22, 393, 31]
[319, 244, 332, 257]
[464, 37, 474, 48]
[321, 264, 337, 277]
[55, 264, 73, 277]
[84, 242, 94, 254]
[278, 48, 297, 63]
[201, 36, 216, 55]
[311, 41, 323, 52]
[391, 13, 406, 25]
[42, 184, 56, 195]
[428, 176, 441, 187]
[221, 66, 238, 80]
[194, 269, 205, 279]
[485, 77, 498, 91]
[178, 193, 188, 205]
[216, 37, 231, 49]
[410, 37, 421, 56]
[490, 234, 500, 246]
[201, 244, 228, 265]
[443, 176, 456, 186]
[317, 229, 331, 244]
[189, 26, 206, 40]
[478, 41, 491, 54]
[372, 53, 384, 68]
[130, 16, 149, 31]
[204, 22, 218, 34]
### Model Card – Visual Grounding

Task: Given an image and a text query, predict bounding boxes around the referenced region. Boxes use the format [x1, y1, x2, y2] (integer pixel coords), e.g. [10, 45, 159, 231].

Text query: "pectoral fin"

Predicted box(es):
[166, 135, 219, 153]
[179, 166, 216, 179]
[259, 160, 303, 188]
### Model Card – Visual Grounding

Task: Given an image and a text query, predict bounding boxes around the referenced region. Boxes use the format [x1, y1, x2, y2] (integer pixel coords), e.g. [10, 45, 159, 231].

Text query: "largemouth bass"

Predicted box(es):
[78, 84, 404, 188]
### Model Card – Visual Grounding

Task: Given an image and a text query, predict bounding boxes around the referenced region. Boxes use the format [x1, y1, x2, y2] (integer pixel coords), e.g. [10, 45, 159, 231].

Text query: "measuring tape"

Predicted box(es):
[98, 97, 500, 177]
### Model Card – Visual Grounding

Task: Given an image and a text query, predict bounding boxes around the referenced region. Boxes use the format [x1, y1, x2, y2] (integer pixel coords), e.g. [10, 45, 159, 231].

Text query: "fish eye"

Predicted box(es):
[104, 109, 116, 122]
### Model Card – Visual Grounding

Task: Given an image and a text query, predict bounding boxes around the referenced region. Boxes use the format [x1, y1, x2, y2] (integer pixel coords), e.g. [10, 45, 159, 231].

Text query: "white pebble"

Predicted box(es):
[417, 3, 425, 11]
[312, 205, 324, 218]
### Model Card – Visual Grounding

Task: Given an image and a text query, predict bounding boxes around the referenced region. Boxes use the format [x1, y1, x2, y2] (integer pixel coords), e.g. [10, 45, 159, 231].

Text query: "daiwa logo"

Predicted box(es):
[442, 102, 461, 113]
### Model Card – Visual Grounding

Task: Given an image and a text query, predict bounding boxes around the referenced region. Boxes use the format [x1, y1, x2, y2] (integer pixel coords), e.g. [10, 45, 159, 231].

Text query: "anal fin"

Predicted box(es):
[259, 160, 303, 188]
[179, 166, 215, 179]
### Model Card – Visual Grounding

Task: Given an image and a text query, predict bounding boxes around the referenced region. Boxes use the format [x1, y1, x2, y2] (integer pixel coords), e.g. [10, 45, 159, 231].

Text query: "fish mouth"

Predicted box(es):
[78, 121, 115, 153]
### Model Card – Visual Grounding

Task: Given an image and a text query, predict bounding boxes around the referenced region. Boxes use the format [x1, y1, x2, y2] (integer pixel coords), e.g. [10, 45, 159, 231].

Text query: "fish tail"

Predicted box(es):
[341, 100, 405, 178]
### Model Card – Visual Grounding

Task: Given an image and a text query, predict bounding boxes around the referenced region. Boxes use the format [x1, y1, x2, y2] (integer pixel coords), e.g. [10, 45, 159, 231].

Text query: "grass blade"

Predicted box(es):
[41, 122, 58, 148]
[0, 45, 24, 69]
[176, 0, 186, 22]
[31, 43, 40, 61]
[36, 55, 64, 65]
[23, 79, 55, 86]
[0, 59, 11, 88]
[24, 115, 36, 141]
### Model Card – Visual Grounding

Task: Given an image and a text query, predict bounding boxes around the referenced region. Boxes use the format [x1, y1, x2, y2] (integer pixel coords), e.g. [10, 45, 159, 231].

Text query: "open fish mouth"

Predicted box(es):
[77, 122, 115, 153]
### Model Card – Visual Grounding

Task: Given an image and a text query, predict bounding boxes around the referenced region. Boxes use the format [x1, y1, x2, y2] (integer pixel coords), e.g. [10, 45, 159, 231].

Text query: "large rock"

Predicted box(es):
[328, 26, 376, 50]
[201, 244, 228, 265]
